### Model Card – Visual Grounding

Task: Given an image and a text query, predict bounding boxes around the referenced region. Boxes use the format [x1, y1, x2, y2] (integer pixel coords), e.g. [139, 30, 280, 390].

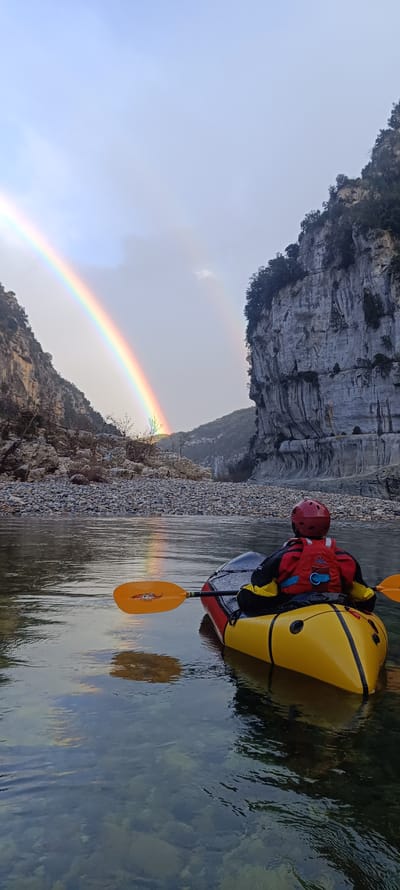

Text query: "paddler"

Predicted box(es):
[238, 498, 376, 614]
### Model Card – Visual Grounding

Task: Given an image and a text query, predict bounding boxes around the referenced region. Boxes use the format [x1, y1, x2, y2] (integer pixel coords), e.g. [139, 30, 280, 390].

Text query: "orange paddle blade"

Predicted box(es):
[376, 574, 400, 603]
[113, 580, 188, 614]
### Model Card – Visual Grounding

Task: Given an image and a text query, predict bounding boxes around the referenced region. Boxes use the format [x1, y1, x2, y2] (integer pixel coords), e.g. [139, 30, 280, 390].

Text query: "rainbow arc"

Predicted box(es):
[0, 194, 171, 433]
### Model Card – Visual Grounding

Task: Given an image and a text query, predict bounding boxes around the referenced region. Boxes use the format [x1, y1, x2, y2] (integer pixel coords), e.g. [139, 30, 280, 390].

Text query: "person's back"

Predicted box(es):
[238, 498, 376, 614]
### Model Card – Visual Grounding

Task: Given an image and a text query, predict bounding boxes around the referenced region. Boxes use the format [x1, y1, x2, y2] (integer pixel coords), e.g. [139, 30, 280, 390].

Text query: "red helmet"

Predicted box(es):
[291, 499, 330, 538]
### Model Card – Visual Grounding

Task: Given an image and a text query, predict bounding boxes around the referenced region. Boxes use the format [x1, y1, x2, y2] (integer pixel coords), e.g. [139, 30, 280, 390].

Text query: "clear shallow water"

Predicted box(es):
[1, 516, 400, 890]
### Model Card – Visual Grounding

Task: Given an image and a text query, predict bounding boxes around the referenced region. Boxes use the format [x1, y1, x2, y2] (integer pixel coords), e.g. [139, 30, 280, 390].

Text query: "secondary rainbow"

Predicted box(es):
[0, 193, 171, 433]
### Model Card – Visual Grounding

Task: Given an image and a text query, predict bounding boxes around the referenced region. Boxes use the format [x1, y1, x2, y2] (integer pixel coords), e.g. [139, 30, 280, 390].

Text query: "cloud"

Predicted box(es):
[195, 268, 216, 281]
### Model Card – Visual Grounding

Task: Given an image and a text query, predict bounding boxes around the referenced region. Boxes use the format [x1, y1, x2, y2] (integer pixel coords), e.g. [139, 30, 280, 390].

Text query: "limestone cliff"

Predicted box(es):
[246, 102, 400, 498]
[0, 283, 113, 432]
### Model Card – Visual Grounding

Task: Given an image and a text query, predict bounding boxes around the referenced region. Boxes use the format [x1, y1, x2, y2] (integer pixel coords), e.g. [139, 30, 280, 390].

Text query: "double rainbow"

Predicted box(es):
[0, 194, 171, 433]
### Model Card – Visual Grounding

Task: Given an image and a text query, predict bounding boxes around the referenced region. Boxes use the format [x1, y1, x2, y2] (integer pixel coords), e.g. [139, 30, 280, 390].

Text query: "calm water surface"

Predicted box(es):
[1, 516, 400, 890]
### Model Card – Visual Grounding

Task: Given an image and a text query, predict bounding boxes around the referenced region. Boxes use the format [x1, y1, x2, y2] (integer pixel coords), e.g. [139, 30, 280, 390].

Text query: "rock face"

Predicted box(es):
[157, 407, 256, 479]
[0, 284, 115, 432]
[0, 429, 212, 483]
[246, 103, 400, 498]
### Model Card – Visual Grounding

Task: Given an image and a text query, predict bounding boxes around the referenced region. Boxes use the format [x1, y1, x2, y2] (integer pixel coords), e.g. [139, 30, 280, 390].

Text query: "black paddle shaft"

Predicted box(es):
[187, 590, 237, 597]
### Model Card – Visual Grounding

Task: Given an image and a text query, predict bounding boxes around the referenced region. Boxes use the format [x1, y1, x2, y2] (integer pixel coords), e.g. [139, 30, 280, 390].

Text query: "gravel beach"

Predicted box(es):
[0, 476, 399, 520]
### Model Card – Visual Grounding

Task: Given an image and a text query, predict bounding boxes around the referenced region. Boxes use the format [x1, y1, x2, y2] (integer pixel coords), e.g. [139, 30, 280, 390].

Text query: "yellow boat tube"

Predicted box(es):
[201, 551, 388, 695]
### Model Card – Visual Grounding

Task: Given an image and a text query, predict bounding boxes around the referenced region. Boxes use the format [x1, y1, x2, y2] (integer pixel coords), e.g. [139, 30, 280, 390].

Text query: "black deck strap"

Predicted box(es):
[228, 608, 242, 626]
[329, 604, 369, 697]
[268, 614, 279, 665]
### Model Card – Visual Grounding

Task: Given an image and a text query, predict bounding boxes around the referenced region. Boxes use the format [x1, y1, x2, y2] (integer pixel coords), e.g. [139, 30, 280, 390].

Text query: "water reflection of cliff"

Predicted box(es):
[0, 517, 171, 597]
[0, 517, 169, 672]
[0, 519, 100, 671]
[0, 519, 100, 594]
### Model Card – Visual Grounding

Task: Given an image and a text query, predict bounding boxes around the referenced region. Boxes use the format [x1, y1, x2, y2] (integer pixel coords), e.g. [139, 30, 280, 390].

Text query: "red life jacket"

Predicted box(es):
[277, 536, 353, 596]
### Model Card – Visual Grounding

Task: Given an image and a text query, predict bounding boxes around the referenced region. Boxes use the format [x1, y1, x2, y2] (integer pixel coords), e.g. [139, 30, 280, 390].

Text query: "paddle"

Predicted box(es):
[113, 574, 400, 614]
[113, 580, 236, 614]
[376, 575, 400, 602]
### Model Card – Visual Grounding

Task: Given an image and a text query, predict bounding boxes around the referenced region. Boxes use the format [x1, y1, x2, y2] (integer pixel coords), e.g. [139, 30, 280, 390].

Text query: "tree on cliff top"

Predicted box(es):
[245, 99, 400, 339]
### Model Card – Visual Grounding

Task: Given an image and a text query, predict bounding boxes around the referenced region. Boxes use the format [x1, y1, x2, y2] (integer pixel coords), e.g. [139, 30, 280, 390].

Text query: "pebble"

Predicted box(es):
[0, 477, 399, 520]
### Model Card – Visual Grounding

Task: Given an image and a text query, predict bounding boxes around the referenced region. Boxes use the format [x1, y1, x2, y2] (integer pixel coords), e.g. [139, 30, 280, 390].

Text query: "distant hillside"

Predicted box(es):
[157, 407, 256, 480]
[0, 283, 116, 433]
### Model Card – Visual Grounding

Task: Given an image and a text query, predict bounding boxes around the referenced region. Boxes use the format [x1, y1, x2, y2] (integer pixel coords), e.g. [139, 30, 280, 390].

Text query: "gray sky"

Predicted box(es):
[0, 0, 399, 432]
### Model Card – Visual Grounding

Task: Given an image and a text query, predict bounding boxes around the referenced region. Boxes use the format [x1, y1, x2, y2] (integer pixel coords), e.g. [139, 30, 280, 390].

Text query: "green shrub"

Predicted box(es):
[245, 99, 400, 340]
[245, 250, 305, 336]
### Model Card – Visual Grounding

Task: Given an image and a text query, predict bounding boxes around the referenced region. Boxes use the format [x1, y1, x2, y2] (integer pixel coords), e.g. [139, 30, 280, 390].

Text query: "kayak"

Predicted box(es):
[199, 616, 378, 730]
[201, 551, 388, 695]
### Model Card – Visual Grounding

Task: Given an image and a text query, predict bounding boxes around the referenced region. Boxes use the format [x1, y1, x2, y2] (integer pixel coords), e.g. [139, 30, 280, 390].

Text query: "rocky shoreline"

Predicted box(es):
[0, 476, 399, 520]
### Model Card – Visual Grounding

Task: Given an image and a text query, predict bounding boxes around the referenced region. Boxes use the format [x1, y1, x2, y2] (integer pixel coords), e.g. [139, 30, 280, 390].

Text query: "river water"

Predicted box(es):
[1, 516, 400, 889]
